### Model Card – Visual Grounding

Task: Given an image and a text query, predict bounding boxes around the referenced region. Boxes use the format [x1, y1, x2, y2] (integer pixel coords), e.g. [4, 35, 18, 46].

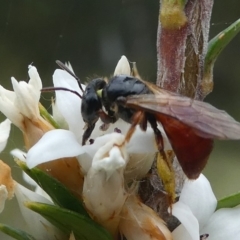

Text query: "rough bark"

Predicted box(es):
[156, 0, 214, 100]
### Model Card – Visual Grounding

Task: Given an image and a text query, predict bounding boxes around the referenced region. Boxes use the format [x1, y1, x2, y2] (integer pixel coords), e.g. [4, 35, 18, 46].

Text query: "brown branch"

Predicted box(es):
[156, 0, 214, 100]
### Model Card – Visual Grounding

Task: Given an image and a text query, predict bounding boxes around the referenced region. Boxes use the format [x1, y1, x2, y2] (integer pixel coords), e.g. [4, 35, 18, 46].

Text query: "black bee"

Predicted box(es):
[42, 60, 240, 182]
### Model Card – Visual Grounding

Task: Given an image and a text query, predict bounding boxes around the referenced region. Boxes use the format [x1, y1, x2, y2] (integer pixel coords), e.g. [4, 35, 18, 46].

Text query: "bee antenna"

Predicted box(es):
[56, 60, 85, 93]
[41, 86, 82, 99]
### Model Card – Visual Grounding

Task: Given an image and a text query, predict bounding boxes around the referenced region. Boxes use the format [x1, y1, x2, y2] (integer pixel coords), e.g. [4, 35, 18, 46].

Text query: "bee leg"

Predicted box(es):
[82, 123, 96, 145]
[124, 111, 145, 143]
[148, 116, 176, 207]
[114, 111, 145, 149]
[139, 112, 148, 131]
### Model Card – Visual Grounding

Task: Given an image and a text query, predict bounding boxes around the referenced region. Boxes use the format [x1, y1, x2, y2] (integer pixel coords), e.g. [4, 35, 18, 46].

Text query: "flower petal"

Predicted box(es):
[11, 149, 52, 201]
[114, 55, 131, 76]
[83, 134, 127, 235]
[28, 65, 42, 92]
[200, 206, 240, 240]
[10, 149, 27, 161]
[16, 183, 41, 203]
[127, 126, 157, 153]
[81, 132, 122, 158]
[84, 118, 129, 145]
[120, 195, 172, 240]
[11, 66, 41, 120]
[76, 132, 123, 174]
[0, 86, 23, 128]
[12, 149, 44, 197]
[92, 145, 126, 180]
[11, 78, 39, 119]
[0, 160, 15, 199]
[179, 175, 217, 229]
[26, 129, 84, 168]
[53, 69, 85, 142]
[51, 100, 69, 129]
[0, 185, 8, 213]
[0, 119, 11, 153]
[124, 152, 155, 181]
[14, 183, 64, 240]
[172, 201, 199, 240]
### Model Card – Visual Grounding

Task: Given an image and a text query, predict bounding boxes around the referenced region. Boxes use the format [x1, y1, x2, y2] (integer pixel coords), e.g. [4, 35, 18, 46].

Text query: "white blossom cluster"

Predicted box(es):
[0, 56, 239, 240]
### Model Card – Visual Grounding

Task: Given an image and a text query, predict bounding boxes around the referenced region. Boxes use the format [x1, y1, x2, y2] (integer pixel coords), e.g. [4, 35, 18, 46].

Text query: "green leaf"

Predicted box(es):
[204, 18, 240, 77]
[16, 160, 89, 217]
[216, 192, 240, 210]
[39, 103, 60, 129]
[0, 223, 36, 240]
[25, 202, 113, 240]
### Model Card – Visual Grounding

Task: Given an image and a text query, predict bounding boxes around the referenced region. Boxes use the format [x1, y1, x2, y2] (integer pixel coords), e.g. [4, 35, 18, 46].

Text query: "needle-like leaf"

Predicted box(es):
[216, 192, 240, 210]
[25, 202, 113, 240]
[202, 18, 240, 97]
[16, 159, 89, 217]
[0, 223, 36, 240]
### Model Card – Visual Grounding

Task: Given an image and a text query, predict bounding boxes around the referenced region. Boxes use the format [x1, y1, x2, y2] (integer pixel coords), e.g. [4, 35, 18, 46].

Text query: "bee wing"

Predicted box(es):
[125, 94, 240, 140]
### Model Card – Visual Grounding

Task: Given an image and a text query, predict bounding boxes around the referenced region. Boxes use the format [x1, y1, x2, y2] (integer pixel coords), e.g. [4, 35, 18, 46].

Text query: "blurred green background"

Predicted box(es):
[0, 0, 240, 237]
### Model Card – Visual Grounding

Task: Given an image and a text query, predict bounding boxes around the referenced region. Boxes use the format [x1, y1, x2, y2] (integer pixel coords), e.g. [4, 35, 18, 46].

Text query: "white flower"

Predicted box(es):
[83, 134, 128, 236]
[21, 56, 171, 239]
[172, 174, 240, 240]
[0, 119, 11, 153]
[1, 140, 57, 240]
[26, 129, 84, 169]
[0, 65, 84, 199]
[0, 161, 15, 214]
[114, 55, 131, 75]
[0, 56, 173, 240]
[52, 68, 85, 142]
[0, 185, 8, 213]
[0, 65, 40, 127]
[51, 100, 69, 129]
[0, 159, 64, 240]
[14, 183, 65, 240]
[0, 119, 14, 213]
[119, 195, 172, 240]
[11, 148, 52, 201]
[0, 65, 53, 149]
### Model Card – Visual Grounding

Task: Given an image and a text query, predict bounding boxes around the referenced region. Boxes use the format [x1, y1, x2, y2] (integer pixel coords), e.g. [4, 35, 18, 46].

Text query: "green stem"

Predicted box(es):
[38, 103, 60, 129]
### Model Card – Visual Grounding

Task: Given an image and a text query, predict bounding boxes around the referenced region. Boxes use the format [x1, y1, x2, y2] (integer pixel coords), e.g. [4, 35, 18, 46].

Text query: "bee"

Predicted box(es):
[43, 60, 240, 195]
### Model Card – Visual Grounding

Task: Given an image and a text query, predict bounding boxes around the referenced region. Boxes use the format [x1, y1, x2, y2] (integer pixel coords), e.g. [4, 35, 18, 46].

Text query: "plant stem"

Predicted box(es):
[156, 0, 214, 100]
[139, 0, 214, 230]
